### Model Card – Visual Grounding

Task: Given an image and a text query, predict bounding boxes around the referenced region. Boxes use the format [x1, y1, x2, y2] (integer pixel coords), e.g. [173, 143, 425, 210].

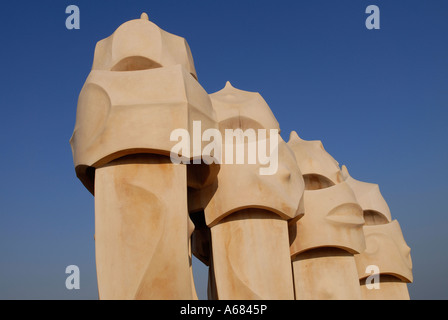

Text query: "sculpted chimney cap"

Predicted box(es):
[92, 14, 197, 79]
[287, 131, 342, 186]
[355, 220, 413, 283]
[209, 82, 279, 131]
[342, 165, 392, 223]
[289, 181, 366, 257]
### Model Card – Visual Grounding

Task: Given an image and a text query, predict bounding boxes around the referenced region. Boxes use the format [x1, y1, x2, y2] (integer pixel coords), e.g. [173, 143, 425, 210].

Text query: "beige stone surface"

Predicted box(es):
[355, 220, 413, 299]
[94, 154, 197, 299]
[287, 133, 367, 300]
[92, 13, 197, 78]
[210, 209, 295, 299]
[202, 137, 304, 227]
[193, 84, 303, 300]
[288, 182, 365, 299]
[210, 82, 280, 132]
[292, 248, 362, 300]
[71, 15, 218, 300]
[360, 275, 410, 300]
[289, 181, 366, 256]
[201, 84, 304, 226]
[343, 167, 412, 299]
[70, 14, 218, 194]
[70, 65, 217, 194]
[287, 131, 342, 189]
[71, 13, 413, 301]
[342, 165, 392, 224]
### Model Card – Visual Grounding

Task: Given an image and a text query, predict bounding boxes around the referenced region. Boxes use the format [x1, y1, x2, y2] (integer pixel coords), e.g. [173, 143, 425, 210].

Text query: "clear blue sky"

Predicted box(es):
[0, 0, 447, 299]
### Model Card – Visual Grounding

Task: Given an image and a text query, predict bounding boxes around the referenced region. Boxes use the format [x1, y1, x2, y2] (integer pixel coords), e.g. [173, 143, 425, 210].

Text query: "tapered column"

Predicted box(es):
[292, 248, 361, 300]
[210, 209, 294, 300]
[94, 154, 196, 299]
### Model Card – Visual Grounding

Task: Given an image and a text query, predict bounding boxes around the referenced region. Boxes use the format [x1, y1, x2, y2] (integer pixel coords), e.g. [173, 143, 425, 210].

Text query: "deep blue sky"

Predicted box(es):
[0, 0, 447, 299]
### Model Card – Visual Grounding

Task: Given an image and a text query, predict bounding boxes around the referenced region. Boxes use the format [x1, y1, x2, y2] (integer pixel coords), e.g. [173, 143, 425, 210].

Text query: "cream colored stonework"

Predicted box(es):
[94, 155, 196, 299]
[355, 220, 413, 300]
[292, 248, 362, 300]
[198, 84, 303, 300]
[287, 131, 343, 189]
[70, 14, 217, 194]
[342, 165, 392, 223]
[71, 14, 413, 300]
[341, 166, 412, 300]
[92, 13, 197, 78]
[287, 132, 365, 300]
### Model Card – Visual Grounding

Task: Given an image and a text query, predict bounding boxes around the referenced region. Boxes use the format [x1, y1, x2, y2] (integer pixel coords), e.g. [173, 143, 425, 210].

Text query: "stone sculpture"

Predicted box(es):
[287, 132, 366, 300]
[71, 14, 413, 300]
[70, 13, 217, 299]
[342, 166, 413, 299]
[192, 83, 304, 300]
